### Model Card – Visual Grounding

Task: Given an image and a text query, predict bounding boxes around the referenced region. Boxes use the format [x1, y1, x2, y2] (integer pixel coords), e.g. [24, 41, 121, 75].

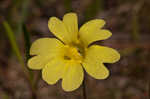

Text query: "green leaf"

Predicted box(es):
[3, 20, 34, 89]
[22, 24, 34, 80]
[22, 24, 31, 61]
[2, 21, 24, 65]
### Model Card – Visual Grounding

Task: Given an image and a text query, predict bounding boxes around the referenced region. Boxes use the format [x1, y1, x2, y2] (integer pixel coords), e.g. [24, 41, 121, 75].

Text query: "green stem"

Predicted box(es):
[22, 24, 37, 99]
[82, 77, 87, 99]
[149, 75, 150, 98]
[3, 21, 35, 98]
[22, 24, 31, 60]
[131, 14, 140, 43]
[22, 24, 34, 78]
[3, 21, 27, 75]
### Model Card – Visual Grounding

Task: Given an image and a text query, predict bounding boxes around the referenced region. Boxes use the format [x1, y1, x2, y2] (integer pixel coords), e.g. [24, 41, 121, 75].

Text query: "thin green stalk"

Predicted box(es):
[22, 24, 34, 81]
[3, 21, 25, 68]
[17, 0, 30, 35]
[2, 20, 34, 90]
[22, 24, 31, 61]
[131, 1, 145, 43]
[131, 14, 140, 43]
[20, 0, 37, 98]
[82, 76, 87, 99]
[149, 73, 150, 99]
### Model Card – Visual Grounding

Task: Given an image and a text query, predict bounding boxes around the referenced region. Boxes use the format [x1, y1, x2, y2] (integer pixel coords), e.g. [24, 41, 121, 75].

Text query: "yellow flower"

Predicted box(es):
[28, 13, 120, 91]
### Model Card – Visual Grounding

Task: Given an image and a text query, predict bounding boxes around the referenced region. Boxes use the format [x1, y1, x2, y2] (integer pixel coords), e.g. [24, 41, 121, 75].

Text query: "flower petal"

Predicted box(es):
[42, 59, 66, 85]
[62, 62, 83, 91]
[79, 19, 111, 46]
[28, 55, 52, 70]
[30, 38, 64, 55]
[83, 62, 109, 79]
[82, 45, 120, 79]
[48, 15, 77, 44]
[63, 13, 78, 41]
[85, 45, 120, 63]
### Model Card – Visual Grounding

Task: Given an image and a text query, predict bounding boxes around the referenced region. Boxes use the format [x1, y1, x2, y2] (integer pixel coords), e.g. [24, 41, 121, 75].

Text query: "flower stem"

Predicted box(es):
[82, 78, 87, 99]
[149, 77, 150, 98]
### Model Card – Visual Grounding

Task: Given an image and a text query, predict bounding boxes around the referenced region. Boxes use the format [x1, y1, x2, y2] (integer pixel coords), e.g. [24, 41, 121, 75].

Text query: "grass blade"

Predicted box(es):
[3, 20, 36, 98]
[3, 21, 24, 65]
[22, 24, 34, 80]
[22, 24, 31, 61]
[2, 20, 31, 80]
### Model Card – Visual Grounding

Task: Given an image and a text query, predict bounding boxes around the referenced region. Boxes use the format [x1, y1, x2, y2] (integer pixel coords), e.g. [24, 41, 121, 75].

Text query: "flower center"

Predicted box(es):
[63, 45, 83, 63]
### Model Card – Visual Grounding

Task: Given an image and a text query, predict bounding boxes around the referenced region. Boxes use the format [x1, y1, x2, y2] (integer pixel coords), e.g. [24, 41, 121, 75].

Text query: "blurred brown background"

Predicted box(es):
[0, 0, 150, 99]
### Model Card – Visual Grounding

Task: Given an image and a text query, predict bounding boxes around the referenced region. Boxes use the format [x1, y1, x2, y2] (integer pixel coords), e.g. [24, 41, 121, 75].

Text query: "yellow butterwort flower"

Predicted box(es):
[28, 13, 120, 91]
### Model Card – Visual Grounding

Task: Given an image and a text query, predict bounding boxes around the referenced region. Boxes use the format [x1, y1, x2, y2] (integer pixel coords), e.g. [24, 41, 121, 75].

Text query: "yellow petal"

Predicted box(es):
[82, 45, 120, 79]
[42, 59, 66, 85]
[28, 55, 52, 70]
[48, 15, 77, 44]
[30, 38, 64, 55]
[79, 19, 111, 46]
[63, 13, 78, 42]
[86, 45, 120, 63]
[62, 62, 83, 91]
[83, 61, 109, 79]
